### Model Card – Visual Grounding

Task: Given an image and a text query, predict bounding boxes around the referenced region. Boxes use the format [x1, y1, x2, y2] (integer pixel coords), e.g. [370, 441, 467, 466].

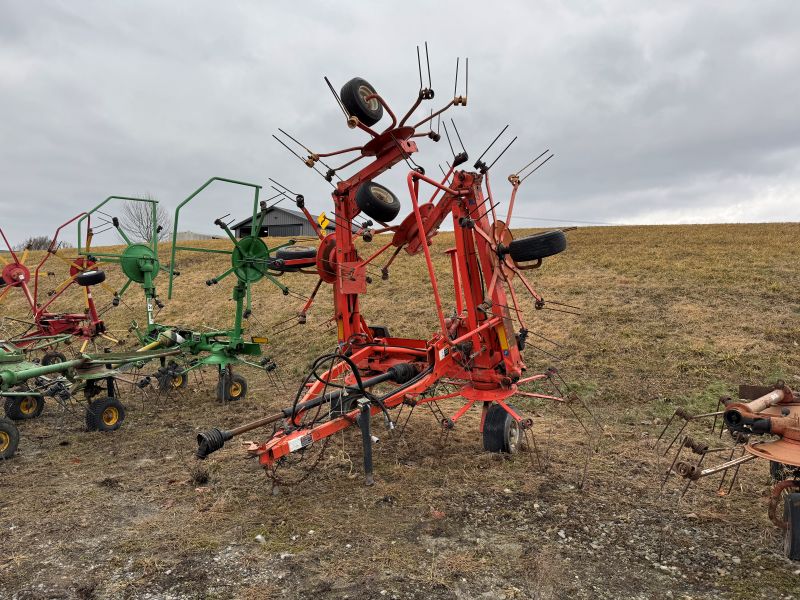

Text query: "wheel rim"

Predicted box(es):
[507, 419, 521, 453]
[358, 85, 379, 111]
[230, 382, 242, 398]
[102, 407, 119, 426]
[20, 398, 37, 416]
[172, 375, 184, 388]
[0, 431, 9, 453]
[370, 186, 393, 206]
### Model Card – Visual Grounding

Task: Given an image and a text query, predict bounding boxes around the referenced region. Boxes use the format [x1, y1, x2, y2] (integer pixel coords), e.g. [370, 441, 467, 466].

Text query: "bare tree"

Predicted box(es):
[15, 236, 72, 251]
[120, 196, 172, 242]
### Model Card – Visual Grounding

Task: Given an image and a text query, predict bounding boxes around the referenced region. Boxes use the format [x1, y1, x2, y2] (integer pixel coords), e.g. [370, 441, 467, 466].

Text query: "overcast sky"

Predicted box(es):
[1, 1, 799, 246]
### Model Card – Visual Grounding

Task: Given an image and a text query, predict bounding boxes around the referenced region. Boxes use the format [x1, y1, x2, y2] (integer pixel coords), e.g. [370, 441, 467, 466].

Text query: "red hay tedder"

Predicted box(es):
[197, 49, 593, 485]
[0, 214, 111, 361]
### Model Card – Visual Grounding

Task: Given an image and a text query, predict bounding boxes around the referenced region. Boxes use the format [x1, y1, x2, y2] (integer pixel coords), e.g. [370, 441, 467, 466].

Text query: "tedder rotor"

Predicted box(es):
[0, 213, 113, 361]
[77, 195, 170, 333]
[135, 177, 317, 400]
[197, 50, 594, 487]
[657, 381, 800, 559]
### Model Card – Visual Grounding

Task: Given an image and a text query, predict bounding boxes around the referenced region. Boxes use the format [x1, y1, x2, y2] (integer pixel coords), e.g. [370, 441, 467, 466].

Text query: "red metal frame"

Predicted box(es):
[0, 214, 106, 350]
[243, 77, 569, 471]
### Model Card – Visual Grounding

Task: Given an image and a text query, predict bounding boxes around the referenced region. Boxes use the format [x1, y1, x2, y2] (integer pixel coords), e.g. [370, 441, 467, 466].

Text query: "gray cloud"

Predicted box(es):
[1, 0, 798, 246]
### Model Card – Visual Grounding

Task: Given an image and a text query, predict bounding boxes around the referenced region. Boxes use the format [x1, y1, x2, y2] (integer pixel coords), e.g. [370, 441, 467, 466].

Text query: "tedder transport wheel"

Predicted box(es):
[217, 373, 247, 402]
[41, 351, 67, 366]
[274, 246, 317, 271]
[4, 395, 45, 420]
[356, 181, 402, 222]
[158, 362, 188, 391]
[507, 230, 566, 263]
[85, 397, 126, 432]
[0, 418, 19, 459]
[75, 269, 106, 287]
[785, 493, 800, 560]
[483, 403, 522, 454]
[340, 77, 383, 126]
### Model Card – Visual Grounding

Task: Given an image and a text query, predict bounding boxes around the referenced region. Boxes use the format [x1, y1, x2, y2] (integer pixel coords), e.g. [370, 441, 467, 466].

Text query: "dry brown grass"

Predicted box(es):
[1, 223, 799, 599]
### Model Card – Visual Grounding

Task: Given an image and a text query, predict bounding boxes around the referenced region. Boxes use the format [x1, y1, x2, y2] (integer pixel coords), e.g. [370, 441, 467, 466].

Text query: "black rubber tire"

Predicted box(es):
[217, 373, 247, 402]
[75, 269, 106, 287]
[784, 492, 800, 560]
[41, 351, 67, 366]
[355, 182, 401, 222]
[340, 77, 383, 126]
[275, 246, 317, 260]
[482, 403, 523, 454]
[4, 395, 45, 420]
[160, 361, 188, 391]
[507, 230, 567, 263]
[159, 370, 188, 391]
[85, 397, 125, 432]
[0, 418, 20, 459]
[274, 246, 318, 272]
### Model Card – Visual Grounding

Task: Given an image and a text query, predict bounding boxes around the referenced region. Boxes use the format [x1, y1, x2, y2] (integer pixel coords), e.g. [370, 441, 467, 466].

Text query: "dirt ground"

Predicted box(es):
[1, 223, 799, 599]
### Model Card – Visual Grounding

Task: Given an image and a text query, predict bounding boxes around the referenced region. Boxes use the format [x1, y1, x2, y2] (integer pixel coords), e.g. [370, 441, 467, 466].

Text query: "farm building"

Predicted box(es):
[231, 206, 332, 238]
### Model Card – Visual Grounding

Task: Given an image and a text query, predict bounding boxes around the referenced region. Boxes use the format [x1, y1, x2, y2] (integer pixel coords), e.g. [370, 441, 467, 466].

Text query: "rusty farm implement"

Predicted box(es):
[657, 381, 800, 559]
[197, 50, 593, 486]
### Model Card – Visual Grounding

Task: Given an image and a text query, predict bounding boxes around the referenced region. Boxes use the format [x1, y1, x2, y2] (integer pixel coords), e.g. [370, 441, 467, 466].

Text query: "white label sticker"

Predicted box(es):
[287, 433, 313, 453]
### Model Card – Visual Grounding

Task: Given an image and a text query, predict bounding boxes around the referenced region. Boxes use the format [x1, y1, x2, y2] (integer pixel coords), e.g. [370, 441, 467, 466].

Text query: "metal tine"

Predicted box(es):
[269, 187, 295, 207]
[438, 164, 447, 178]
[324, 75, 350, 119]
[680, 453, 707, 498]
[515, 149, 550, 177]
[450, 119, 467, 154]
[278, 128, 340, 178]
[712, 395, 731, 438]
[453, 57, 460, 98]
[416, 45, 423, 90]
[486, 136, 517, 171]
[441, 122, 456, 157]
[268, 177, 297, 196]
[474, 125, 509, 168]
[272, 134, 336, 187]
[520, 154, 554, 183]
[425, 41, 432, 89]
[654, 409, 691, 455]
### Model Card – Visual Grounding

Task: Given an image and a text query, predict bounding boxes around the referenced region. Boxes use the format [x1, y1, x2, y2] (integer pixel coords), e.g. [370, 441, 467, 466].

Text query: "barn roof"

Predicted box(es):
[230, 205, 315, 230]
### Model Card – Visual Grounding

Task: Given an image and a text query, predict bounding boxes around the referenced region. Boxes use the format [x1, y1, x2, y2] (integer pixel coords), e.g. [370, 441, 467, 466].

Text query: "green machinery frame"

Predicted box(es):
[134, 177, 299, 400]
[0, 339, 182, 438]
[77, 195, 166, 329]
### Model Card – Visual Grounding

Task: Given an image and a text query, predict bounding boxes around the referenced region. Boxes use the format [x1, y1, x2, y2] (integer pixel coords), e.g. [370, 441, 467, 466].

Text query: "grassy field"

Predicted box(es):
[1, 223, 799, 599]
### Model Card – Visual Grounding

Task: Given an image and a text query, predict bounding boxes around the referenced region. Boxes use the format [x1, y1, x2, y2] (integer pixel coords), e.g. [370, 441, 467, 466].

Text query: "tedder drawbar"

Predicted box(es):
[197, 50, 593, 486]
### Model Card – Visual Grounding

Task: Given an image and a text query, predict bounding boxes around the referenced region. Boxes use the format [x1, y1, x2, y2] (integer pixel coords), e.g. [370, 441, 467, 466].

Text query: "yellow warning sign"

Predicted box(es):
[317, 211, 330, 231]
